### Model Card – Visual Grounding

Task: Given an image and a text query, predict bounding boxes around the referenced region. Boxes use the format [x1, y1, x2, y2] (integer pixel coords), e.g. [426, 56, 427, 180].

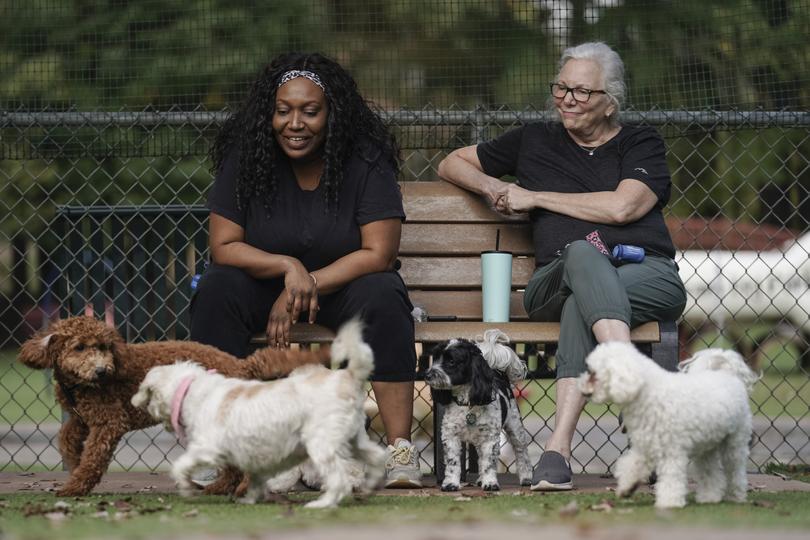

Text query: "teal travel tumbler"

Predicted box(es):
[481, 250, 513, 322]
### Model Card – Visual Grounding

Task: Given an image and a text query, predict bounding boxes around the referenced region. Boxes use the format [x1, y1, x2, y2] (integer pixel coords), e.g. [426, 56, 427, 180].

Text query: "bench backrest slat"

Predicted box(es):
[399, 256, 535, 289]
[401, 223, 533, 256]
[398, 183, 535, 323]
[408, 290, 529, 321]
[401, 181, 528, 224]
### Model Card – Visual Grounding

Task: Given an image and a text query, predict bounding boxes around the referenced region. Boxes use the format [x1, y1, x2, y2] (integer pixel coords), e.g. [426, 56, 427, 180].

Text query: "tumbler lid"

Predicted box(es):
[481, 250, 512, 255]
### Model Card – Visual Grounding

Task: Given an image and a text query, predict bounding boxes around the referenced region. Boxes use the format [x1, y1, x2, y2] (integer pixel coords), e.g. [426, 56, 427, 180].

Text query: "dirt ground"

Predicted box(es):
[1, 471, 808, 495]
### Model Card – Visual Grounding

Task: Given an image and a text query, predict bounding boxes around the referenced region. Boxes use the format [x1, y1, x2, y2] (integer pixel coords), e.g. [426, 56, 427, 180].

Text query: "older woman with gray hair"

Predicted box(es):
[438, 42, 686, 491]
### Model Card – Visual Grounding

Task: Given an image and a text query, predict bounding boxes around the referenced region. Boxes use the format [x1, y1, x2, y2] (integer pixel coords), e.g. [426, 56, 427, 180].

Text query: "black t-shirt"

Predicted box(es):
[477, 122, 676, 265]
[207, 145, 405, 271]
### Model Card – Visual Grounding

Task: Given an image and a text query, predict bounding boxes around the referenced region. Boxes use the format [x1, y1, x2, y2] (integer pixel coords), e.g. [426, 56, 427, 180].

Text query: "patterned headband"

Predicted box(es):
[278, 70, 326, 92]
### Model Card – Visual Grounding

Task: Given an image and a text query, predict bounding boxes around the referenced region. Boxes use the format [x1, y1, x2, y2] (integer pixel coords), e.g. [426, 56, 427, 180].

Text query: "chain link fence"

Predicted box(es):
[1, 0, 809, 476]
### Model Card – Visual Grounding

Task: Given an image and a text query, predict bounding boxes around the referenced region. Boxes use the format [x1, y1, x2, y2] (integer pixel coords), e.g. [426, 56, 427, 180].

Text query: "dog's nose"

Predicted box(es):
[95, 366, 108, 378]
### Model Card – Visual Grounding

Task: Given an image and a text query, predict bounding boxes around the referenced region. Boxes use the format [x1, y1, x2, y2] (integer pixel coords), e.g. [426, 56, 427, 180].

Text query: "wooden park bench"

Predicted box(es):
[56, 180, 679, 480]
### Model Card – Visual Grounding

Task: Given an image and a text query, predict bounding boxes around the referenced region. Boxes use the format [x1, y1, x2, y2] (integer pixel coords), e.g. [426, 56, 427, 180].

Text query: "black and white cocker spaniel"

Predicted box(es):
[426, 334, 532, 491]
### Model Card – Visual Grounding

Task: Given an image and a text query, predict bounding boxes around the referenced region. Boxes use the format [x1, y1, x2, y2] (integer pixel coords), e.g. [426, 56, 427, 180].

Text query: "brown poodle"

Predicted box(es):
[18, 316, 330, 497]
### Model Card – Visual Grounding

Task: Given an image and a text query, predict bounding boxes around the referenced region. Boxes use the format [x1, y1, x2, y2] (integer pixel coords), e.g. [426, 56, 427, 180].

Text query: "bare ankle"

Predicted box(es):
[543, 443, 571, 460]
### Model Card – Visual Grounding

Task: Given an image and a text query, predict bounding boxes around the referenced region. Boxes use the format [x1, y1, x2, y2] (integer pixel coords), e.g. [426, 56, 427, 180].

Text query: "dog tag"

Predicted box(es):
[466, 412, 477, 425]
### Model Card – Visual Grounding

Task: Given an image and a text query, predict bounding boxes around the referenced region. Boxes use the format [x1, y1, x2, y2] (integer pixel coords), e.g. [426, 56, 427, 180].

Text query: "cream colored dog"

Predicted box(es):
[579, 343, 757, 509]
[132, 320, 385, 508]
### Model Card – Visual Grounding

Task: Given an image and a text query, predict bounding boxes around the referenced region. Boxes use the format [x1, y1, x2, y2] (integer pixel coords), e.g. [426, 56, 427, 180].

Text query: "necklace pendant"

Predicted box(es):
[588, 150, 594, 156]
[466, 412, 477, 425]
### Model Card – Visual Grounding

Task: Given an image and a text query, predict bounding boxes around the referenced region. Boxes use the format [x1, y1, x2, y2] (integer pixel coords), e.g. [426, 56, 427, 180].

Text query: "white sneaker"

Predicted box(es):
[384, 438, 422, 488]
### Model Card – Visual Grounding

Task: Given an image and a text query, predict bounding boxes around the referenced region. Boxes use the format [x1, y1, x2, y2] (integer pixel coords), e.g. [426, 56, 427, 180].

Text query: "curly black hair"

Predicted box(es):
[210, 52, 399, 215]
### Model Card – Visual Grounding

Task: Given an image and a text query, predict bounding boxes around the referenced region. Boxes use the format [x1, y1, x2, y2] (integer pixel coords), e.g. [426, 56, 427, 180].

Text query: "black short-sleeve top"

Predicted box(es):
[477, 122, 676, 266]
[207, 145, 405, 271]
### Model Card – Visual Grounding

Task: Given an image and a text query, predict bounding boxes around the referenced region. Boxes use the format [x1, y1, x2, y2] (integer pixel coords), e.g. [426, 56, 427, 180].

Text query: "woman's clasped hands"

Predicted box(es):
[490, 180, 534, 215]
[267, 261, 318, 348]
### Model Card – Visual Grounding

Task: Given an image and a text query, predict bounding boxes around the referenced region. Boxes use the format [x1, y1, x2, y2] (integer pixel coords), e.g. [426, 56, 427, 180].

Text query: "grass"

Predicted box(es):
[0, 349, 60, 425]
[0, 490, 808, 539]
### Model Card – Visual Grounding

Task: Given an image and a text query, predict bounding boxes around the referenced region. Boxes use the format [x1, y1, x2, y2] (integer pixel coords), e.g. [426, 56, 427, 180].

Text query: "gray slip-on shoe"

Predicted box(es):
[530, 450, 573, 491]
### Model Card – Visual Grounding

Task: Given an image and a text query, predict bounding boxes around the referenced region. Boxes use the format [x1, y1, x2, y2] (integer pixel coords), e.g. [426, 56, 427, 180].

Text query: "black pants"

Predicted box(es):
[190, 263, 417, 382]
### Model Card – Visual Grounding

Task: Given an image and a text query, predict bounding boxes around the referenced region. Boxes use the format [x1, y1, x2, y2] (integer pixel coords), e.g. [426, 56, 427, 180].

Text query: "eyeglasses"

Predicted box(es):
[550, 83, 607, 103]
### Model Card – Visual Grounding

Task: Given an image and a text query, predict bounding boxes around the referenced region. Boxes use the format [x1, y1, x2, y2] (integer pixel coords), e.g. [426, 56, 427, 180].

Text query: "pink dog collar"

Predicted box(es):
[170, 369, 216, 445]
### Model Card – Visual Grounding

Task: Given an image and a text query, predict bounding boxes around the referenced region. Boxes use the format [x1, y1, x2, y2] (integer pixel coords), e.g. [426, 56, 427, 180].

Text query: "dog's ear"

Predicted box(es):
[430, 341, 448, 359]
[107, 326, 129, 369]
[18, 330, 60, 370]
[469, 350, 495, 406]
[430, 388, 452, 405]
[132, 376, 170, 421]
[130, 383, 152, 410]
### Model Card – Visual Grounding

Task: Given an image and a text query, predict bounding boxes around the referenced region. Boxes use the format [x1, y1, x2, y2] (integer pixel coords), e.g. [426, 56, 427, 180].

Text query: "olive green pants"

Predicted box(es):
[523, 240, 687, 379]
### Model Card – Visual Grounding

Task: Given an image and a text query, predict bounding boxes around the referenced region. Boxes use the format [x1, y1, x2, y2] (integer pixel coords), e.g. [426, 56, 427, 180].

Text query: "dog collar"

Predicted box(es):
[170, 369, 216, 445]
[452, 389, 510, 425]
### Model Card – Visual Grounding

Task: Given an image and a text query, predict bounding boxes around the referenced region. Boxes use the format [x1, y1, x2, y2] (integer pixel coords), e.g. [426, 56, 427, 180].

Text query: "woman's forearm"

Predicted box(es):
[211, 241, 304, 280]
[311, 218, 402, 294]
[310, 248, 394, 295]
[438, 147, 507, 206]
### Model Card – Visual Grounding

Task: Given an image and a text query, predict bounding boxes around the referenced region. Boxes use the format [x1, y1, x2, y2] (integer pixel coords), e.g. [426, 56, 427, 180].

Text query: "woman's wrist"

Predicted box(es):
[484, 176, 504, 196]
[531, 190, 544, 210]
[281, 256, 303, 276]
[308, 272, 317, 289]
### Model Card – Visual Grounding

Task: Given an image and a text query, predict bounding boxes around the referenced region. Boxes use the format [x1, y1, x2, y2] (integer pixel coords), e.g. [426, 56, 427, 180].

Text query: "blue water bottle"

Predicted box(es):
[612, 244, 645, 263]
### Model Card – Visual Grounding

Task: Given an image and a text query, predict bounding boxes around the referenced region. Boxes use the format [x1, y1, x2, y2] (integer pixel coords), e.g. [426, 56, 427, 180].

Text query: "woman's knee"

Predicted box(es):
[563, 240, 605, 266]
[344, 272, 411, 317]
[192, 264, 256, 309]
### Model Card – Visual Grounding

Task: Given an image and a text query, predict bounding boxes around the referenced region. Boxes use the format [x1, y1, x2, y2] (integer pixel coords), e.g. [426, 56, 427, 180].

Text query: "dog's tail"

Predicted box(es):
[476, 329, 527, 383]
[679, 348, 760, 393]
[244, 344, 332, 380]
[331, 318, 375, 383]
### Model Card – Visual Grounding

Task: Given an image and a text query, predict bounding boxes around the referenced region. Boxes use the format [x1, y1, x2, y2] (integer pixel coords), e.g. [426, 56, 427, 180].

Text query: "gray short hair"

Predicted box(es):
[548, 41, 626, 125]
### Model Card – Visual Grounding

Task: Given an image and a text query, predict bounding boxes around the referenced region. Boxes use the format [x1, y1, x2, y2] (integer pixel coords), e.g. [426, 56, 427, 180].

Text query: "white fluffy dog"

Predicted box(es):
[579, 343, 757, 509]
[131, 320, 385, 508]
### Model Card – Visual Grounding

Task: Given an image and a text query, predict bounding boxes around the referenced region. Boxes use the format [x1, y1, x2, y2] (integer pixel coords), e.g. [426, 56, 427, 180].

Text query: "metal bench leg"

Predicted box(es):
[434, 401, 445, 485]
[650, 320, 679, 372]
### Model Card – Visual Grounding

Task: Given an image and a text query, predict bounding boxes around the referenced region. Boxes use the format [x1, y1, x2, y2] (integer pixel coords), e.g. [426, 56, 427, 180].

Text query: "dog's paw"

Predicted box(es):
[177, 480, 197, 498]
[655, 498, 686, 509]
[616, 481, 641, 498]
[482, 483, 500, 492]
[304, 497, 337, 509]
[441, 483, 460, 492]
[55, 485, 90, 497]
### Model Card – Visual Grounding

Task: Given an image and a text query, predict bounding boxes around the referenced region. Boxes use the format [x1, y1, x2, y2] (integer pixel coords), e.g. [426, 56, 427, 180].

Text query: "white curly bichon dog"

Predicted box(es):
[131, 319, 385, 509]
[578, 342, 758, 509]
